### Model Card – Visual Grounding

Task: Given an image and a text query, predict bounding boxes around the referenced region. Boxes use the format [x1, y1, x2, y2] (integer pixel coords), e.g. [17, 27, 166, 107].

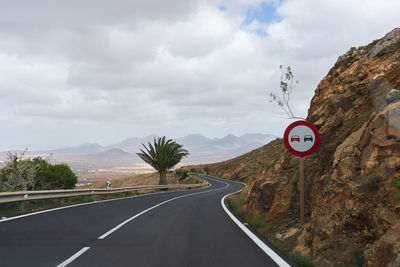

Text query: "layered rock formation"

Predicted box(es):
[194, 28, 400, 266]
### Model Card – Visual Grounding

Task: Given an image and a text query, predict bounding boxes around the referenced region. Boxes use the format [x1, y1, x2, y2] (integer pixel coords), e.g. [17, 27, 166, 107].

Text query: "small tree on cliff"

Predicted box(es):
[269, 65, 304, 119]
[137, 137, 189, 185]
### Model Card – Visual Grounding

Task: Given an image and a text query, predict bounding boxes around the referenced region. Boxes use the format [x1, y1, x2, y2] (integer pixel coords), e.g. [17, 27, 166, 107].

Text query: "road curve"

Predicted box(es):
[0, 175, 292, 267]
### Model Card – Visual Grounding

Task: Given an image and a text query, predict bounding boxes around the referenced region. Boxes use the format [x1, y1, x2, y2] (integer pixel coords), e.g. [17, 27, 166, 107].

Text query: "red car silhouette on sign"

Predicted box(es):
[291, 135, 300, 142]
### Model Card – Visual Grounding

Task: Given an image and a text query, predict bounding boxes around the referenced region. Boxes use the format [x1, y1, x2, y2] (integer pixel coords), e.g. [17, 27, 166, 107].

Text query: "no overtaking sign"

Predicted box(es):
[284, 120, 320, 157]
[283, 120, 320, 225]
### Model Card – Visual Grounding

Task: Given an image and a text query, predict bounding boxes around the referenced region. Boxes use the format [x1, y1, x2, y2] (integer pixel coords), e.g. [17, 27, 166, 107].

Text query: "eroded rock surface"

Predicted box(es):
[189, 28, 400, 266]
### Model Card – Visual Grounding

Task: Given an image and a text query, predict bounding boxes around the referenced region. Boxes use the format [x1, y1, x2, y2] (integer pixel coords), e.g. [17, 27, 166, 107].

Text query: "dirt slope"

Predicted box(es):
[187, 28, 400, 266]
[83, 172, 178, 188]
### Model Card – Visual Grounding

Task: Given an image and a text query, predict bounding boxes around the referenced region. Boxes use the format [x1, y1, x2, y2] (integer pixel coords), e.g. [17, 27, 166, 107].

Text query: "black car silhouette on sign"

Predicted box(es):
[291, 135, 300, 142]
[304, 135, 313, 142]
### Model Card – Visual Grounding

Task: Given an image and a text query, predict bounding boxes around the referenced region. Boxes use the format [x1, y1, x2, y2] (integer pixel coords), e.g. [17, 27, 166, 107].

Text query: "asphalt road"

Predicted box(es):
[0, 175, 292, 267]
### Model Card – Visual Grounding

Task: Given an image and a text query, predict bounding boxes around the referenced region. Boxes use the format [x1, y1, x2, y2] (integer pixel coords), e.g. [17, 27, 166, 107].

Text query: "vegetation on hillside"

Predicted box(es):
[0, 151, 77, 192]
[396, 178, 400, 202]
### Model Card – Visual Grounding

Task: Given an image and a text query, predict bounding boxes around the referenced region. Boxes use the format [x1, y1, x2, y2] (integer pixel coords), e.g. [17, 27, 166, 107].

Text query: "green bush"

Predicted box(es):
[203, 166, 210, 175]
[229, 193, 246, 215]
[229, 194, 266, 229]
[289, 251, 315, 267]
[0, 173, 6, 192]
[349, 95, 357, 102]
[395, 178, 400, 202]
[0, 152, 39, 191]
[0, 152, 76, 191]
[179, 170, 189, 180]
[351, 248, 364, 267]
[175, 169, 182, 176]
[395, 179, 400, 191]
[37, 163, 77, 190]
[243, 212, 266, 229]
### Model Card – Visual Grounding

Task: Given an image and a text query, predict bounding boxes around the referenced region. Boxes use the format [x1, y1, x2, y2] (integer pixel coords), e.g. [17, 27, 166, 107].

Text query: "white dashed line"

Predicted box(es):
[56, 247, 90, 267]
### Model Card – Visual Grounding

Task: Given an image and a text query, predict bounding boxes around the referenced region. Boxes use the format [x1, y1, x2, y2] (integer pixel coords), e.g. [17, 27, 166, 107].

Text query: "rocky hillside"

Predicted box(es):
[190, 28, 400, 266]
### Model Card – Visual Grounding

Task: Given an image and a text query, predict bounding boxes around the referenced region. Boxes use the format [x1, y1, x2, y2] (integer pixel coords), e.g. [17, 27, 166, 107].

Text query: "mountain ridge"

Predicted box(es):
[0, 133, 278, 167]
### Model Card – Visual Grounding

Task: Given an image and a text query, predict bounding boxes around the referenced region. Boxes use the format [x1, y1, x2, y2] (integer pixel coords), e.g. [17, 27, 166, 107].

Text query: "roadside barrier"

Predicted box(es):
[0, 182, 208, 211]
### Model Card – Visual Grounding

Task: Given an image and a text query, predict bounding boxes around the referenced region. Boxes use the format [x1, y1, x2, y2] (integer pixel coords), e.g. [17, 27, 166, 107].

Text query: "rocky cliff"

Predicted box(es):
[192, 28, 400, 266]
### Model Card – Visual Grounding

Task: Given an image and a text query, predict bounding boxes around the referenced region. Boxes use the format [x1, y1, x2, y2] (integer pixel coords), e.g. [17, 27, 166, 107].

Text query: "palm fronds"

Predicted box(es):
[137, 136, 189, 173]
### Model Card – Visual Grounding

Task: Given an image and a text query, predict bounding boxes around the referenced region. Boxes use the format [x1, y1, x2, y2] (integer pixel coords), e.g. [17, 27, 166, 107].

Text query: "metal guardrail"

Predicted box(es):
[0, 183, 208, 205]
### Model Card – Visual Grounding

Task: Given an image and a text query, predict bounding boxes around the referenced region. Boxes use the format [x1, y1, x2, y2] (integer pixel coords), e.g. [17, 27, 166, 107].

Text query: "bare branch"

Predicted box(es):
[268, 65, 305, 120]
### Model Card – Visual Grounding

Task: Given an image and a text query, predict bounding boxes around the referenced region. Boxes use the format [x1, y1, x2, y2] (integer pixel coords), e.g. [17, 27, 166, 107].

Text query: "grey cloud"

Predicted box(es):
[0, 0, 203, 26]
[0, 0, 399, 147]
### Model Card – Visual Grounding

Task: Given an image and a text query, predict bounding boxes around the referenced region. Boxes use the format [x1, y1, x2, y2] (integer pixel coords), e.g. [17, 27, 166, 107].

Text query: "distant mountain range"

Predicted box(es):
[0, 133, 278, 168]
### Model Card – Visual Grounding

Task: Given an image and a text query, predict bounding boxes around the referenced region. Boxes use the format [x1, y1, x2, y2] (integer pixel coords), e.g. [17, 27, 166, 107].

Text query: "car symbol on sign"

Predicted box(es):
[291, 135, 300, 142]
[304, 135, 313, 142]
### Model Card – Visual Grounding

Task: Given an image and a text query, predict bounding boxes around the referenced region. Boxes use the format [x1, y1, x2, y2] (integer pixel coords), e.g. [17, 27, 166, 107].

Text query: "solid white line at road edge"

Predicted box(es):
[56, 247, 90, 267]
[97, 182, 227, 240]
[218, 179, 291, 267]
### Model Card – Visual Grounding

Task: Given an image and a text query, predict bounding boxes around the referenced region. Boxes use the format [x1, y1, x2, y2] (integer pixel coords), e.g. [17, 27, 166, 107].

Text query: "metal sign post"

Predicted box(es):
[299, 156, 305, 225]
[283, 120, 320, 225]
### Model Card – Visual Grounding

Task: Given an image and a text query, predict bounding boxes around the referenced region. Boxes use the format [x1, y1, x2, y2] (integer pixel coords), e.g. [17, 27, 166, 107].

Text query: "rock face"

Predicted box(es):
[302, 28, 400, 266]
[198, 28, 400, 266]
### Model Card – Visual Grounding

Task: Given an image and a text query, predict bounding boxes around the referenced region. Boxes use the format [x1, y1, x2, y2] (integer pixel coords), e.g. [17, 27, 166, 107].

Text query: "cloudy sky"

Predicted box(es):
[0, 0, 399, 147]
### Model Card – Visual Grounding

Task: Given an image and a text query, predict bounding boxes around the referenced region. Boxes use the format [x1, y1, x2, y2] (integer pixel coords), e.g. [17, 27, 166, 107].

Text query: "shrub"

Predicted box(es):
[346, 47, 357, 55]
[243, 212, 266, 229]
[395, 178, 400, 191]
[0, 152, 42, 191]
[203, 166, 210, 174]
[0, 152, 76, 191]
[289, 251, 315, 267]
[229, 194, 266, 229]
[351, 248, 364, 267]
[395, 178, 400, 202]
[229, 194, 246, 217]
[0, 173, 6, 192]
[349, 95, 357, 102]
[179, 170, 189, 180]
[37, 163, 77, 190]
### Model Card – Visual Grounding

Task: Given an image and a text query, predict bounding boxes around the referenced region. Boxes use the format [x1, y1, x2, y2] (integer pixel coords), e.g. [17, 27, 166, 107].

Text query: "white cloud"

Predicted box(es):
[0, 0, 399, 146]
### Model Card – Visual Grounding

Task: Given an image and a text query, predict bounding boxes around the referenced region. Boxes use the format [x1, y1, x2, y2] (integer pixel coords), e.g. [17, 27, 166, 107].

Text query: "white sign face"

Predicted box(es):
[287, 125, 316, 152]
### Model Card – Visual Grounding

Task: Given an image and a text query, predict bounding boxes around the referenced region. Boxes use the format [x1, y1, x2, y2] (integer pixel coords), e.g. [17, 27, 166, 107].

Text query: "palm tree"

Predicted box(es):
[137, 136, 189, 185]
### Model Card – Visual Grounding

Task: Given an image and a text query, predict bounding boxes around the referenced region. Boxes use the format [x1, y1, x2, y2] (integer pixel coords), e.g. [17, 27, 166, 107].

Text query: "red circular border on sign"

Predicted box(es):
[283, 120, 320, 157]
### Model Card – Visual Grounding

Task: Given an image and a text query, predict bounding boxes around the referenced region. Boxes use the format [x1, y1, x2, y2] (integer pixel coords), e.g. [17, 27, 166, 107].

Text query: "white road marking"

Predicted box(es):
[0, 185, 210, 223]
[56, 247, 90, 267]
[54, 184, 213, 267]
[214, 176, 291, 267]
[98, 182, 226, 239]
